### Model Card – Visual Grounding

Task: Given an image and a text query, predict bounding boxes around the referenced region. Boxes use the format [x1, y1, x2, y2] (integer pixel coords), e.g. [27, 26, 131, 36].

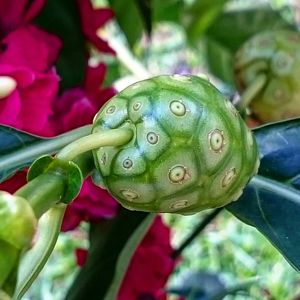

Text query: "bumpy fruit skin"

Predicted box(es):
[235, 30, 300, 122]
[92, 75, 259, 214]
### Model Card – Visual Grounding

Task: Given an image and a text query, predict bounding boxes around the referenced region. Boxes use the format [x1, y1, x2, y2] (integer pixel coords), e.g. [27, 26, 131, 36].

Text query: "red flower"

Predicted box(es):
[51, 63, 115, 134]
[77, 0, 115, 54]
[0, 170, 27, 194]
[75, 216, 177, 300]
[0, 25, 61, 73]
[118, 216, 176, 300]
[0, 0, 45, 37]
[0, 64, 58, 135]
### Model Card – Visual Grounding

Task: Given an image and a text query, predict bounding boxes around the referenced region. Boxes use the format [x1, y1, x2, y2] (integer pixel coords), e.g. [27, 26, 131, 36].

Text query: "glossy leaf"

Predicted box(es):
[65, 208, 149, 300]
[227, 118, 300, 271]
[0, 125, 91, 183]
[103, 213, 155, 300]
[0, 126, 43, 182]
[35, 0, 86, 90]
[204, 6, 295, 84]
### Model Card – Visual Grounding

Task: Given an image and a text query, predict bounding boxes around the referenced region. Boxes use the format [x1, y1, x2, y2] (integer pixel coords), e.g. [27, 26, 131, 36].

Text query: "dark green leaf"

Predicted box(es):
[104, 214, 155, 300]
[227, 118, 300, 271]
[0, 126, 43, 182]
[0, 125, 91, 183]
[65, 208, 149, 300]
[135, 0, 152, 35]
[152, 0, 182, 24]
[35, 0, 86, 90]
[204, 6, 295, 84]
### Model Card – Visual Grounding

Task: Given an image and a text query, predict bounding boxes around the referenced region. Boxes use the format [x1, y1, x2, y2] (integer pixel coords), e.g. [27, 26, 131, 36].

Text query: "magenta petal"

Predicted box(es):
[84, 64, 106, 95]
[0, 90, 21, 127]
[0, 25, 62, 72]
[77, 0, 115, 54]
[93, 8, 114, 27]
[18, 72, 58, 134]
[61, 207, 82, 232]
[0, 0, 28, 35]
[24, 0, 46, 22]
[75, 248, 88, 267]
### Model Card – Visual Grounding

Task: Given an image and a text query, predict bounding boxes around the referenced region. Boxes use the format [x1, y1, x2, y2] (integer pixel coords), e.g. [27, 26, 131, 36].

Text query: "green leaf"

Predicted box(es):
[185, 0, 229, 41]
[152, 0, 182, 24]
[27, 156, 83, 204]
[104, 213, 155, 300]
[35, 0, 86, 90]
[0, 125, 92, 183]
[227, 118, 300, 271]
[65, 209, 150, 300]
[204, 6, 295, 84]
[135, 0, 152, 35]
[108, 0, 145, 48]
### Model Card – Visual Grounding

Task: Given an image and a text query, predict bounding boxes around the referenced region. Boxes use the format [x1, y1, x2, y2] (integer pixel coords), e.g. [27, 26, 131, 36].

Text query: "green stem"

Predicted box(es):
[14, 205, 66, 300]
[56, 128, 133, 161]
[14, 173, 66, 219]
[9, 128, 134, 298]
[236, 74, 267, 112]
[0, 125, 92, 173]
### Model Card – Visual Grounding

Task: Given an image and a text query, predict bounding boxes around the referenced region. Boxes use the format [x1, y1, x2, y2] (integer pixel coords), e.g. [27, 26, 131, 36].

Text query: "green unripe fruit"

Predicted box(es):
[0, 191, 37, 249]
[92, 75, 259, 214]
[235, 30, 300, 122]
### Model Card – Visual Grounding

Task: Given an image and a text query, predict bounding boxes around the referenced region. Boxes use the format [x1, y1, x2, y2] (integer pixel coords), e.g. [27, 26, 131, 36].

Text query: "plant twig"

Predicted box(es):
[172, 207, 223, 259]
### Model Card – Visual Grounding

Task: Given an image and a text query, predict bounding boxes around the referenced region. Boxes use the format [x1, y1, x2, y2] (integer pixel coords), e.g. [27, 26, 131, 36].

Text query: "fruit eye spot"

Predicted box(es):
[169, 199, 189, 210]
[106, 105, 116, 114]
[168, 165, 189, 184]
[147, 132, 159, 144]
[133, 102, 142, 111]
[222, 168, 237, 187]
[208, 129, 225, 153]
[123, 158, 133, 169]
[121, 189, 139, 201]
[170, 100, 186, 116]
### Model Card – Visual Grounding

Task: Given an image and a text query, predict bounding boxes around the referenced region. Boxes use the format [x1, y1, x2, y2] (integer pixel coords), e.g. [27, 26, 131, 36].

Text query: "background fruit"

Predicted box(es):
[235, 30, 300, 122]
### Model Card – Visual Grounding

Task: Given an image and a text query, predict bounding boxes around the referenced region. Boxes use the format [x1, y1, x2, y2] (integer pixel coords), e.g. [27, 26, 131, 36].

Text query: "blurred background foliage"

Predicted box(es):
[22, 0, 300, 299]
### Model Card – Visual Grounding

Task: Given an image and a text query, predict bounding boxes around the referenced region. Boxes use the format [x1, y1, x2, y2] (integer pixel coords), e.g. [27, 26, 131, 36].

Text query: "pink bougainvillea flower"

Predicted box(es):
[61, 177, 118, 231]
[0, 25, 61, 73]
[75, 216, 177, 300]
[77, 0, 115, 54]
[0, 64, 59, 135]
[0, 0, 45, 37]
[51, 63, 115, 134]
